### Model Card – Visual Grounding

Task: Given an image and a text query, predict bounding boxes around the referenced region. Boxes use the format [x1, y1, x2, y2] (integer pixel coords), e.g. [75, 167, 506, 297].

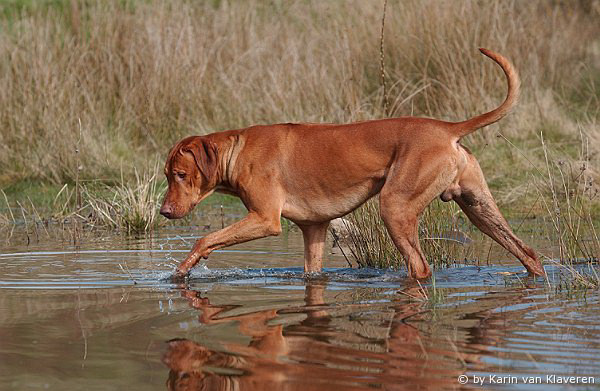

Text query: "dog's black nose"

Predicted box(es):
[160, 205, 173, 218]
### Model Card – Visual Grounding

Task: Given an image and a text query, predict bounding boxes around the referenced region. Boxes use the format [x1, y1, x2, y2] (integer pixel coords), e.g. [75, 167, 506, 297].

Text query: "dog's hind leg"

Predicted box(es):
[299, 222, 330, 273]
[450, 154, 545, 276]
[379, 205, 431, 279]
[378, 156, 456, 279]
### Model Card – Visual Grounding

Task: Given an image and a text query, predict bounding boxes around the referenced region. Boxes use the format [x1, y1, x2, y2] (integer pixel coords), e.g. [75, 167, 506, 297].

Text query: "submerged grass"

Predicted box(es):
[553, 262, 599, 294]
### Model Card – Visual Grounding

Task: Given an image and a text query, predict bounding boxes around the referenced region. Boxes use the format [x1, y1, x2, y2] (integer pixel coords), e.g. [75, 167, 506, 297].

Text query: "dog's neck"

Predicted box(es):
[213, 133, 245, 196]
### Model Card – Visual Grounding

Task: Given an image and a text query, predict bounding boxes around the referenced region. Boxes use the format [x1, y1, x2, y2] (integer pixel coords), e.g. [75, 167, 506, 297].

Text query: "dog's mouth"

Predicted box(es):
[160, 189, 214, 219]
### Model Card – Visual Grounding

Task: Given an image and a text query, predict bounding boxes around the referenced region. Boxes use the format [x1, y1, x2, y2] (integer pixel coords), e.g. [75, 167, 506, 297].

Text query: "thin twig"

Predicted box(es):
[330, 229, 354, 268]
[1, 189, 15, 223]
[76, 118, 83, 211]
[119, 261, 138, 285]
[379, 0, 389, 116]
[76, 291, 88, 366]
[221, 204, 224, 229]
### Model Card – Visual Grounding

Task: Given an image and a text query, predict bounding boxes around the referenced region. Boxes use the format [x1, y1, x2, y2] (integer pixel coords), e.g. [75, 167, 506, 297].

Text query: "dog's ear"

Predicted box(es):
[184, 137, 219, 182]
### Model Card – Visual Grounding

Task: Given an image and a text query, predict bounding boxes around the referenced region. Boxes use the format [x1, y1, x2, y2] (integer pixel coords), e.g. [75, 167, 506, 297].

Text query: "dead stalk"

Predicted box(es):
[379, 0, 389, 115]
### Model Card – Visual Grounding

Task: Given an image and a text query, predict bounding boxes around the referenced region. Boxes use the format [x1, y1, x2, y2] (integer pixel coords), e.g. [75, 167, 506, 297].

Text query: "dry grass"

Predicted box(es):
[534, 132, 600, 288]
[0, 0, 598, 190]
[0, 190, 15, 227]
[82, 164, 166, 234]
[343, 197, 472, 269]
[342, 198, 397, 269]
[537, 133, 599, 262]
[0, 211, 9, 228]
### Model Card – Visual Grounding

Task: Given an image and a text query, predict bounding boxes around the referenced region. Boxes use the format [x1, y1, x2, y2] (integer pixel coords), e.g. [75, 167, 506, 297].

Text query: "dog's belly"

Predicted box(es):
[281, 180, 384, 225]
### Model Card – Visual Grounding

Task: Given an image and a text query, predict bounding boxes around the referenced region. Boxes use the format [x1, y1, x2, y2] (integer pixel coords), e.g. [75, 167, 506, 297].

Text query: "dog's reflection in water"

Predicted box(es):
[162, 284, 332, 390]
[161, 282, 488, 391]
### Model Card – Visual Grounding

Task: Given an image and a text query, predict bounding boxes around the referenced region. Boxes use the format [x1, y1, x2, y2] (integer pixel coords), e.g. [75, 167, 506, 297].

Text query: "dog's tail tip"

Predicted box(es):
[479, 48, 502, 61]
[450, 48, 519, 138]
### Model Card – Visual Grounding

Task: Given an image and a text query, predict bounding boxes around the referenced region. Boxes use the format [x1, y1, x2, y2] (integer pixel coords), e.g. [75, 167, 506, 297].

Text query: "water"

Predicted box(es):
[1, 225, 599, 390]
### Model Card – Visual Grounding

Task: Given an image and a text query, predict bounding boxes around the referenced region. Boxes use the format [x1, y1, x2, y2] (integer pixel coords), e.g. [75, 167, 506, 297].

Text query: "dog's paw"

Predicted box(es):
[170, 270, 190, 283]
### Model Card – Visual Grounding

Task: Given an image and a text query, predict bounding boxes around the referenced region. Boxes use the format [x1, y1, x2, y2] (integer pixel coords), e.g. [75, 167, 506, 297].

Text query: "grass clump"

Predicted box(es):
[554, 264, 599, 294]
[419, 201, 473, 266]
[82, 165, 166, 234]
[342, 198, 470, 270]
[535, 133, 600, 289]
[341, 198, 396, 269]
[538, 134, 599, 262]
[0, 190, 14, 227]
[0, 211, 9, 228]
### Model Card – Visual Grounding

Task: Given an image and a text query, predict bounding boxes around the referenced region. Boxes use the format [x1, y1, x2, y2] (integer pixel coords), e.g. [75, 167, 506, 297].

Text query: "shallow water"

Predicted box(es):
[1, 223, 599, 390]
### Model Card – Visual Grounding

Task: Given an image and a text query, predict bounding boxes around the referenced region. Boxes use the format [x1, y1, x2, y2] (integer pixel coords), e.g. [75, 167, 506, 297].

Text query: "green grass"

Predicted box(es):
[0, 0, 70, 16]
[0, 180, 66, 210]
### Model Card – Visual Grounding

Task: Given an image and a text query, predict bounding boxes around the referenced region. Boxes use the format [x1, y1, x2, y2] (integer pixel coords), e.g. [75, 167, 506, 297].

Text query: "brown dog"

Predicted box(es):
[160, 48, 545, 279]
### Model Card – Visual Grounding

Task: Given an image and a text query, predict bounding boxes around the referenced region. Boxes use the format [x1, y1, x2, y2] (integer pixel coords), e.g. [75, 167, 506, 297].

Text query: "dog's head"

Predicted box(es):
[160, 136, 219, 219]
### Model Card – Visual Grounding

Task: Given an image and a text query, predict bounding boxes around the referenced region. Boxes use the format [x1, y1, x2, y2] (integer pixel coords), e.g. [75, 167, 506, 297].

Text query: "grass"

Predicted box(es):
[342, 198, 472, 270]
[82, 164, 166, 234]
[537, 134, 599, 262]
[0, 209, 9, 228]
[553, 262, 599, 294]
[534, 132, 600, 289]
[0, 190, 13, 227]
[342, 198, 398, 269]
[419, 201, 474, 266]
[396, 276, 446, 308]
[0, 1, 597, 188]
[0, 163, 168, 235]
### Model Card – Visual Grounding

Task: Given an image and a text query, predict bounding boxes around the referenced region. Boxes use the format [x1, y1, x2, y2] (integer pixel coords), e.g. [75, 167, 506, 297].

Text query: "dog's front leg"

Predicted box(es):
[175, 211, 282, 277]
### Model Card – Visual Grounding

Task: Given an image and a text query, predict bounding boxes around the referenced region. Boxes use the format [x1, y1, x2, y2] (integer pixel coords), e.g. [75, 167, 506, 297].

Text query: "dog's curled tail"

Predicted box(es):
[451, 48, 520, 138]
